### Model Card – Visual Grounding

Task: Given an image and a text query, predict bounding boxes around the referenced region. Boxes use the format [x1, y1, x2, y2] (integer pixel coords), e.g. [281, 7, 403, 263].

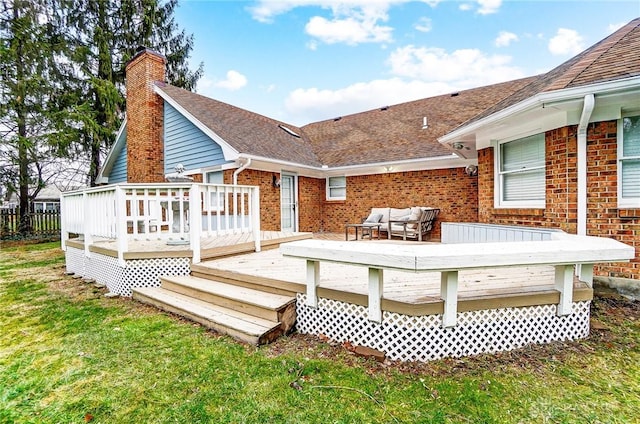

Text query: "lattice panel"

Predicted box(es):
[70, 251, 191, 297]
[64, 247, 85, 275]
[116, 257, 191, 296]
[86, 254, 124, 294]
[296, 294, 591, 362]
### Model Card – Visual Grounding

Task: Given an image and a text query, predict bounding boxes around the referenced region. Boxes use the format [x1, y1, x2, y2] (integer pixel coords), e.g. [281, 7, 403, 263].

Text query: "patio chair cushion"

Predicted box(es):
[370, 207, 391, 223]
[406, 207, 423, 229]
[364, 212, 383, 223]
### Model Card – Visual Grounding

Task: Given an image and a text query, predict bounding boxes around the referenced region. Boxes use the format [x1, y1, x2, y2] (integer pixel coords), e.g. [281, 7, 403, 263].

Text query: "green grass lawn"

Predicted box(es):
[1, 242, 639, 423]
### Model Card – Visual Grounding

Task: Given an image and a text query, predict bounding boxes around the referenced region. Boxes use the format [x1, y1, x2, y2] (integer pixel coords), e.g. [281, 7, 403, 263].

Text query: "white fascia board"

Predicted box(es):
[439, 76, 640, 145]
[97, 119, 128, 183]
[242, 153, 472, 178]
[154, 85, 240, 161]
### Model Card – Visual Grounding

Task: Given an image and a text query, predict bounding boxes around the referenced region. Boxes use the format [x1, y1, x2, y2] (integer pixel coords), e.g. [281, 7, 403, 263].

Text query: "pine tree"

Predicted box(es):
[0, 0, 69, 235]
[66, 0, 202, 186]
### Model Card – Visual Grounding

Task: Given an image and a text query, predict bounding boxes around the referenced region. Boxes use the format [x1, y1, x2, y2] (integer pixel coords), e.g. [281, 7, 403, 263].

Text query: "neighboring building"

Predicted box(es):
[98, 18, 640, 282]
[2, 185, 61, 212]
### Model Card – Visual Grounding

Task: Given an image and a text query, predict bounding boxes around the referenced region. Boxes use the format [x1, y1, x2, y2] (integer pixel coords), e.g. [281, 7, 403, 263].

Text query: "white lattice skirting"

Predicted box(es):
[65, 246, 190, 296]
[296, 294, 591, 362]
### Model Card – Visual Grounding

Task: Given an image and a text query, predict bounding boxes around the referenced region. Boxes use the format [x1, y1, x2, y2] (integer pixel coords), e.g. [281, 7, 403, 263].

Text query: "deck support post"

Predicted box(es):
[441, 270, 459, 328]
[189, 184, 202, 264]
[577, 263, 594, 287]
[555, 264, 574, 316]
[306, 260, 320, 307]
[368, 267, 384, 323]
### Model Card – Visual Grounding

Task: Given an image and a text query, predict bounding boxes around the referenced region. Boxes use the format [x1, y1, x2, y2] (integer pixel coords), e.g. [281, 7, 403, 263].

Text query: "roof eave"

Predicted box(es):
[439, 75, 640, 146]
[241, 153, 473, 178]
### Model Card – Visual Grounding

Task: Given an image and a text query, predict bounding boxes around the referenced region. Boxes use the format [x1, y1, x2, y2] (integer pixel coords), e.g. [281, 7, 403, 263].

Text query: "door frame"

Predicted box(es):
[280, 172, 299, 232]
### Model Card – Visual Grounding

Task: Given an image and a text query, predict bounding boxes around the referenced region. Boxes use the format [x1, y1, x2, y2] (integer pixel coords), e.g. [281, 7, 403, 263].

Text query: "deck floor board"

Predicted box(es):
[198, 247, 578, 304]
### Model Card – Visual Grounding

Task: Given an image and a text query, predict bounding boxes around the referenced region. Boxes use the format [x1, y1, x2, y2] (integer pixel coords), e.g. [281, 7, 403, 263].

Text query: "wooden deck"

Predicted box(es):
[66, 230, 314, 260]
[196, 240, 593, 316]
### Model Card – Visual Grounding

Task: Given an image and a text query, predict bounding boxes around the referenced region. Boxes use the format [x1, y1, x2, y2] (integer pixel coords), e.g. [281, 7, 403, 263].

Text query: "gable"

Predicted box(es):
[110, 141, 127, 183]
[163, 102, 228, 174]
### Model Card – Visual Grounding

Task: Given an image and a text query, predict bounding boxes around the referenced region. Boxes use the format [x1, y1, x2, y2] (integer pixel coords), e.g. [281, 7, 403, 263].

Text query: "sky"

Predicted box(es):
[174, 0, 640, 126]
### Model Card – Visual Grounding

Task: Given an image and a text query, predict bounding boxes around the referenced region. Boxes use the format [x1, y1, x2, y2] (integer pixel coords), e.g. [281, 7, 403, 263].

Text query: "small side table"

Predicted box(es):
[345, 223, 382, 240]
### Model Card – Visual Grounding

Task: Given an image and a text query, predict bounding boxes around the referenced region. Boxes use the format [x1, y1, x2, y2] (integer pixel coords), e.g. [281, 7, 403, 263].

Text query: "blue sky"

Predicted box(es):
[175, 0, 640, 126]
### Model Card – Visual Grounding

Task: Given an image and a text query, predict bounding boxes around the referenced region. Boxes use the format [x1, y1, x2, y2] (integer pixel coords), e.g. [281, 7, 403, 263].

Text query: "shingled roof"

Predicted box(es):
[151, 18, 639, 170]
[156, 83, 323, 167]
[461, 17, 640, 128]
[301, 77, 536, 167]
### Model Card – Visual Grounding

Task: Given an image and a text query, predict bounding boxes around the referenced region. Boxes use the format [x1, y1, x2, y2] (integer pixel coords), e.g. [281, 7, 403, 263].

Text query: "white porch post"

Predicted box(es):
[252, 186, 261, 252]
[115, 186, 128, 267]
[368, 267, 384, 323]
[306, 259, 320, 307]
[60, 195, 68, 251]
[83, 191, 92, 259]
[189, 184, 201, 264]
[441, 270, 459, 328]
[555, 264, 574, 316]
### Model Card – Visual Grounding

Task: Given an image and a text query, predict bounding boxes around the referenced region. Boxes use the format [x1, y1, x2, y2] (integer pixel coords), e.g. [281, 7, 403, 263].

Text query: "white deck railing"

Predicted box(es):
[60, 183, 261, 265]
[280, 226, 634, 328]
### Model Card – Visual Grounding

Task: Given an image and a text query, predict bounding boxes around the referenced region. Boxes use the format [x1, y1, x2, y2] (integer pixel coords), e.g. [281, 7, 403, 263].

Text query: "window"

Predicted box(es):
[619, 115, 640, 208]
[326, 176, 346, 200]
[495, 133, 545, 208]
[205, 171, 225, 211]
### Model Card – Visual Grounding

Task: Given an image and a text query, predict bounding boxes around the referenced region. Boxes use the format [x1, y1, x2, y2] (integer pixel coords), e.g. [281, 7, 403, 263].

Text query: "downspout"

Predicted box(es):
[577, 94, 595, 236]
[233, 158, 251, 185]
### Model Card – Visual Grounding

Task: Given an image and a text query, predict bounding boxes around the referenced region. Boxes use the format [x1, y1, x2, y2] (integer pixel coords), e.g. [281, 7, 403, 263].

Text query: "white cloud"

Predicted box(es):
[214, 70, 248, 91]
[387, 45, 523, 86]
[415, 17, 432, 33]
[459, 0, 501, 14]
[477, 0, 502, 15]
[607, 22, 626, 33]
[495, 31, 518, 47]
[305, 14, 393, 44]
[285, 78, 453, 124]
[548, 28, 585, 55]
[248, 1, 441, 46]
[284, 43, 525, 124]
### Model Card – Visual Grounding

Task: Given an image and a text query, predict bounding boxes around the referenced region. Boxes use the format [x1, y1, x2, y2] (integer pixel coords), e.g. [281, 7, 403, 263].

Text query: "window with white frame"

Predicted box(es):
[496, 133, 545, 208]
[326, 176, 346, 200]
[205, 171, 225, 211]
[619, 115, 640, 208]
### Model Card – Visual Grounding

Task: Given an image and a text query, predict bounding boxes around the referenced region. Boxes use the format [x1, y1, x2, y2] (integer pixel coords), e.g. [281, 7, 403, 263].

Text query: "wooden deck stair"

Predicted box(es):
[132, 274, 297, 346]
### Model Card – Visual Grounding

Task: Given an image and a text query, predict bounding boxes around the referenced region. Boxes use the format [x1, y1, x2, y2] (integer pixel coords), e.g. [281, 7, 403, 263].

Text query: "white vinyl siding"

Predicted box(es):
[327, 176, 346, 200]
[496, 133, 545, 208]
[619, 115, 640, 208]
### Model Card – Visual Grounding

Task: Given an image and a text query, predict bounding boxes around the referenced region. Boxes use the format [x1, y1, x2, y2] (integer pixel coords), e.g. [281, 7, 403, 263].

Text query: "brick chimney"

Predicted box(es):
[125, 47, 166, 183]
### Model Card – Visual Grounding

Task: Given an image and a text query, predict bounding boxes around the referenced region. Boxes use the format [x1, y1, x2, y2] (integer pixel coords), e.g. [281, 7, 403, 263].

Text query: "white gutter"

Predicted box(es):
[233, 158, 252, 185]
[577, 94, 595, 236]
[439, 76, 640, 144]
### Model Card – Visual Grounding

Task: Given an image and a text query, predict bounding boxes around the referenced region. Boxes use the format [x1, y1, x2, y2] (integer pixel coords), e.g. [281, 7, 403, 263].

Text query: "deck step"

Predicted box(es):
[191, 263, 305, 297]
[160, 275, 296, 323]
[132, 287, 284, 345]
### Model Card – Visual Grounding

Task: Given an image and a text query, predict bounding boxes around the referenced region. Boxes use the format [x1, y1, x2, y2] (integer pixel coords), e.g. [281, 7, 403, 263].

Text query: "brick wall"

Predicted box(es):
[320, 168, 479, 239]
[478, 121, 640, 279]
[234, 169, 282, 231]
[125, 49, 166, 183]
